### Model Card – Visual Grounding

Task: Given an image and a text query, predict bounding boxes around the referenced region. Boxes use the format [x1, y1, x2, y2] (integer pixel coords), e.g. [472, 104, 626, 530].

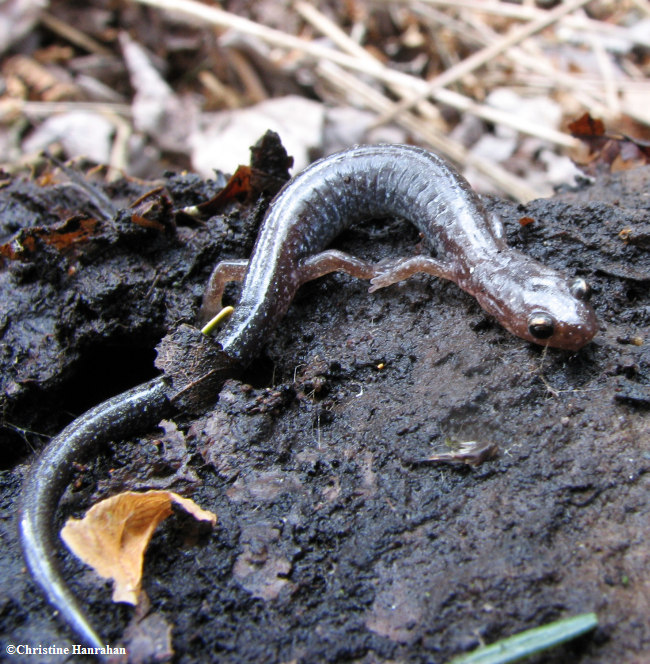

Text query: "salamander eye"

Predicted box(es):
[527, 312, 555, 340]
[569, 277, 592, 301]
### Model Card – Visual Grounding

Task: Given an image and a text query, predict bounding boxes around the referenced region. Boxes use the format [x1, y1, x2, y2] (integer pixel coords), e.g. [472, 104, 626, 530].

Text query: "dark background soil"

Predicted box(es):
[1, 152, 648, 663]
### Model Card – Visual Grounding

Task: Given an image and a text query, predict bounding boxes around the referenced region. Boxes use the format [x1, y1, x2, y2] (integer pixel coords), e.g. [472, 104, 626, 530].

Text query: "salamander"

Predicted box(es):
[20, 143, 597, 657]
[202, 144, 598, 357]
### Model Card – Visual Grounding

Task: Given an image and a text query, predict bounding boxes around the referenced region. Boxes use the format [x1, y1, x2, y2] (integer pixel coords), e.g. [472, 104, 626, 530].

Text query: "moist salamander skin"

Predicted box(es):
[203, 143, 598, 357]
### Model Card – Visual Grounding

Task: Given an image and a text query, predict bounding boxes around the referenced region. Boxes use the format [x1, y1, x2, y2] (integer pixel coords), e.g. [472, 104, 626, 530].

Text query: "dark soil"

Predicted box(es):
[1, 148, 648, 664]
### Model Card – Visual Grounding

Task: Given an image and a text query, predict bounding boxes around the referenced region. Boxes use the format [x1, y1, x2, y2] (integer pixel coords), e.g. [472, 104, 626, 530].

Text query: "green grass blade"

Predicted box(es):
[448, 612, 599, 664]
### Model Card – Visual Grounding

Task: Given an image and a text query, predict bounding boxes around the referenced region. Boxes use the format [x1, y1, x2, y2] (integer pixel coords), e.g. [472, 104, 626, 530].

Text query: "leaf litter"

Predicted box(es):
[1, 1, 649, 199]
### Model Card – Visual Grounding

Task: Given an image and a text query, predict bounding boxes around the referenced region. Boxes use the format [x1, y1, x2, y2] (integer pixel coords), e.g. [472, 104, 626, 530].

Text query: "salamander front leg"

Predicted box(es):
[369, 255, 455, 292]
[201, 259, 248, 322]
[297, 249, 379, 284]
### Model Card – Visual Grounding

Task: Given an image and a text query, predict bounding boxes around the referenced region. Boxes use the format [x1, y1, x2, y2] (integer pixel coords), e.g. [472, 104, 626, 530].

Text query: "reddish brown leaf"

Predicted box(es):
[195, 165, 253, 216]
[0, 216, 100, 261]
[567, 112, 606, 137]
[568, 113, 650, 175]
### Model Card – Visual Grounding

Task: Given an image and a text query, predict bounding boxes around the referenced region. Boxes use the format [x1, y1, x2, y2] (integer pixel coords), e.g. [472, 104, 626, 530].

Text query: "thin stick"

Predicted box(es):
[107, 112, 132, 181]
[198, 71, 241, 109]
[11, 100, 132, 119]
[201, 306, 234, 336]
[38, 11, 114, 57]
[295, 1, 371, 62]
[399, 0, 547, 21]
[412, 2, 492, 48]
[225, 48, 268, 104]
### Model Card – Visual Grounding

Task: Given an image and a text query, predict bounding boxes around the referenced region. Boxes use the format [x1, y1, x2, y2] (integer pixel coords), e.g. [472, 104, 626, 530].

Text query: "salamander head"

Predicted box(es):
[509, 274, 597, 350]
[473, 260, 598, 351]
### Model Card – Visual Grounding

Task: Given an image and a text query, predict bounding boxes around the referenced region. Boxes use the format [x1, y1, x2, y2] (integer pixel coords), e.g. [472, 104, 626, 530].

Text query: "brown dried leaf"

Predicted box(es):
[569, 112, 650, 175]
[0, 215, 100, 261]
[195, 164, 253, 216]
[567, 112, 606, 138]
[60, 490, 217, 605]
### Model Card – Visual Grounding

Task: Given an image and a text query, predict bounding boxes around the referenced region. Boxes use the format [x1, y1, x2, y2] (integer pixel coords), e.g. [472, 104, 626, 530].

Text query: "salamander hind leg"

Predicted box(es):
[201, 259, 249, 322]
[297, 249, 379, 285]
[369, 255, 456, 292]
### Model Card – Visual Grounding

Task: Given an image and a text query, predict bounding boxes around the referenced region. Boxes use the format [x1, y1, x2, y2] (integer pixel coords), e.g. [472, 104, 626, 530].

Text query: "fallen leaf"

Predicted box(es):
[60, 490, 216, 605]
[193, 131, 293, 217]
[568, 112, 650, 174]
[0, 215, 100, 261]
[567, 112, 605, 138]
[194, 164, 253, 215]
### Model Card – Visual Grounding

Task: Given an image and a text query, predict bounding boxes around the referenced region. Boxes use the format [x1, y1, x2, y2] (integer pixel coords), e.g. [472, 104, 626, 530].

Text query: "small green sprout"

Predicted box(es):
[201, 306, 234, 336]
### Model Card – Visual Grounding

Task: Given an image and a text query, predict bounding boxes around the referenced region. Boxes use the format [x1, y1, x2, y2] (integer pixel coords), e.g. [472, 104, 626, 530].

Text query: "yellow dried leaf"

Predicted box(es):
[60, 490, 217, 605]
